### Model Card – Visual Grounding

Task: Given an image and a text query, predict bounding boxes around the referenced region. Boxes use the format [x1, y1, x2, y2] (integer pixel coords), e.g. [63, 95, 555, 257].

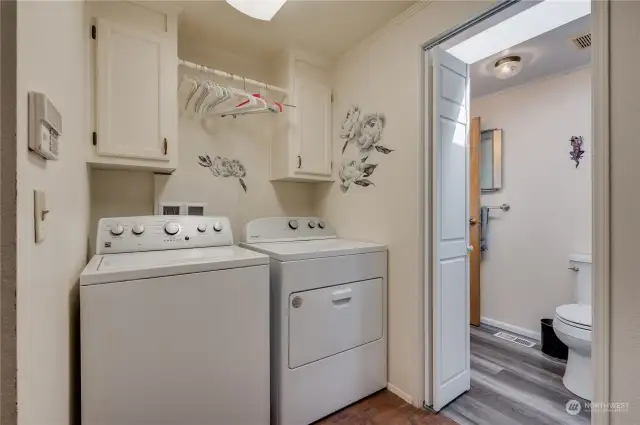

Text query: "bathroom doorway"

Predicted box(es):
[421, 1, 608, 423]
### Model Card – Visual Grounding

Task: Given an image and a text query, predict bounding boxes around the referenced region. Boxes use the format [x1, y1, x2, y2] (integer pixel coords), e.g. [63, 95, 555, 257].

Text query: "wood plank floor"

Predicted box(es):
[441, 325, 591, 425]
[316, 390, 455, 425]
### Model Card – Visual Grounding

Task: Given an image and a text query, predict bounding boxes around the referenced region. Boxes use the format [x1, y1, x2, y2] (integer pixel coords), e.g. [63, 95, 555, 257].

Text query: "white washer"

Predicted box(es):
[81, 216, 270, 425]
[241, 217, 388, 425]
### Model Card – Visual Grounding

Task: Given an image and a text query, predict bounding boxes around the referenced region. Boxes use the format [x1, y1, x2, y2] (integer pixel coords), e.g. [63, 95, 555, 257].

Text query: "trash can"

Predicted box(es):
[540, 318, 568, 360]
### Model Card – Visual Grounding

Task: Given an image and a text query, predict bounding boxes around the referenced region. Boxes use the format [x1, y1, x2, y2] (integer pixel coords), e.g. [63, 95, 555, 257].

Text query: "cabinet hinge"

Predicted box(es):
[92, 132, 97, 146]
[91, 25, 96, 40]
[330, 92, 334, 103]
[331, 161, 333, 171]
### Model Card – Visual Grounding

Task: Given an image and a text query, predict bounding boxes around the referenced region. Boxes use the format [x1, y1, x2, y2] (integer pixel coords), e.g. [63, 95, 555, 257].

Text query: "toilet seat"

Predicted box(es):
[556, 304, 591, 331]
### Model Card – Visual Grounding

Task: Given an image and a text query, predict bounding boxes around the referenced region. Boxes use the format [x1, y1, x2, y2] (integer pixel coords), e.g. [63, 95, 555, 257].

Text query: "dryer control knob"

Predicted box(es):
[197, 224, 207, 233]
[318, 221, 325, 229]
[308, 221, 316, 229]
[213, 222, 223, 232]
[110, 224, 124, 236]
[288, 220, 299, 230]
[164, 222, 180, 235]
[131, 224, 145, 235]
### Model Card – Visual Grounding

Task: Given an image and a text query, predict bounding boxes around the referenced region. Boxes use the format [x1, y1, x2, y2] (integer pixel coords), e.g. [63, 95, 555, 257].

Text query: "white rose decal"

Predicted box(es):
[338, 105, 393, 193]
[340, 106, 361, 139]
[339, 158, 378, 193]
[198, 154, 247, 192]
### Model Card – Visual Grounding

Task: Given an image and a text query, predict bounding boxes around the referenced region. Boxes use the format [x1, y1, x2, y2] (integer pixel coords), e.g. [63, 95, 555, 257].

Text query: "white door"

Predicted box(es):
[96, 19, 173, 161]
[295, 77, 332, 176]
[430, 46, 471, 411]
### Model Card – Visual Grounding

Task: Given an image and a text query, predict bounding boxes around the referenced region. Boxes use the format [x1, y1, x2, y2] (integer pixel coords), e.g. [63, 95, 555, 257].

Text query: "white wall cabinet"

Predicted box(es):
[271, 51, 333, 182]
[88, 2, 178, 173]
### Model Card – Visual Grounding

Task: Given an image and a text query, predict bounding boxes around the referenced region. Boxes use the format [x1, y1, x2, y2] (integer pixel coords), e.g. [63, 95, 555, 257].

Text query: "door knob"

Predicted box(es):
[467, 245, 474, 253]
[469, 218, 478, 226]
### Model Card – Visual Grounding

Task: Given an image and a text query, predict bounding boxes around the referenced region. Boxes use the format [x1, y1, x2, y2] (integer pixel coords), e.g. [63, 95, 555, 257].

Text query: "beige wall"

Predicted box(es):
[610, 1, 640, 422]
[472, 68, 592, 338]
[90, 40, 315, 244]
[16, 1, 90, 424]
[315, 0, 493, 404]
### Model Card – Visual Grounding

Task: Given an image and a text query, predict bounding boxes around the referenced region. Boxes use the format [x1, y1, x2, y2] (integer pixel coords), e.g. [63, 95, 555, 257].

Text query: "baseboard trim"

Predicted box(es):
[480, 317, 541, 341]
[387, 383, 414, 405]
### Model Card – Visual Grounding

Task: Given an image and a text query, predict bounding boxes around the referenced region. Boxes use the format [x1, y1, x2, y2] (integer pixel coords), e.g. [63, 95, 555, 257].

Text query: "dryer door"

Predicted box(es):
[288, 278, 383, 369]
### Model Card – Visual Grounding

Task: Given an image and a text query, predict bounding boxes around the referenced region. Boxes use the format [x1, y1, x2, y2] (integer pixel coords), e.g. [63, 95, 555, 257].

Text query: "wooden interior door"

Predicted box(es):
[469, 117, 481, 326]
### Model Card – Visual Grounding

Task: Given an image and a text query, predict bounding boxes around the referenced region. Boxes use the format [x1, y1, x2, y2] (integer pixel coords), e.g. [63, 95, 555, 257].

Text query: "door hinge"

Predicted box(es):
[92, 132, 97, 146]
[91, 25, 96, 40]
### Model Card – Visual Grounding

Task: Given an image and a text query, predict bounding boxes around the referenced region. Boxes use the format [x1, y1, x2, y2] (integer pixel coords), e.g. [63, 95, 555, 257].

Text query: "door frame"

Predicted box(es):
[418, 2, 610, 424]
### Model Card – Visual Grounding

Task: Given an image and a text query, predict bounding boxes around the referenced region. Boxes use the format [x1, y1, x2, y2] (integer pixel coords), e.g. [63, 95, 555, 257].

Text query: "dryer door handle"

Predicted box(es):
[332, 288, 352, 305]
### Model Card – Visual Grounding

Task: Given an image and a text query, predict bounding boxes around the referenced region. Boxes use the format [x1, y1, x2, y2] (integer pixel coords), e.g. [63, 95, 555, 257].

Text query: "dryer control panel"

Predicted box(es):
[96, 216, 233, 254]
[244, 217, 335, 243]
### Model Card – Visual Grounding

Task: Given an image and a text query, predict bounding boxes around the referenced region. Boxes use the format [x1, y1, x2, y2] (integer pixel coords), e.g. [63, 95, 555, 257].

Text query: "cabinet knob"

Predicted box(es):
[164, 138, 168, 155]
[297, 155, 302, 169]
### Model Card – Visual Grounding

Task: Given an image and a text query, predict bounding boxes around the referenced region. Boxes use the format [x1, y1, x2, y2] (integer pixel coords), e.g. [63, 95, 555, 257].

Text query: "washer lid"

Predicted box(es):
[556, 304, 592, 327]
[81, 246, 269, 286]
[241, 238, 386, 261]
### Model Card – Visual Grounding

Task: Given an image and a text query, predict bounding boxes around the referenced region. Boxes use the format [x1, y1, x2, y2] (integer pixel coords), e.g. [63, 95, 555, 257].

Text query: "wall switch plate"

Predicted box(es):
[34, 190, 48, 243]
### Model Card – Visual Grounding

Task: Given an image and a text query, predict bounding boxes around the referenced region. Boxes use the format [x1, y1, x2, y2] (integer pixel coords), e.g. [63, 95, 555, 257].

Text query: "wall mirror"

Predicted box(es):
[480, 129, 502, 191]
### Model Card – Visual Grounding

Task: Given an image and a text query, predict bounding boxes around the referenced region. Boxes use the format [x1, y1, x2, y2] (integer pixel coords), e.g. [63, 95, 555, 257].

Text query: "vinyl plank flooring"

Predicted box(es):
[316, 390, 456, 425]
[441, 325, 590, 425]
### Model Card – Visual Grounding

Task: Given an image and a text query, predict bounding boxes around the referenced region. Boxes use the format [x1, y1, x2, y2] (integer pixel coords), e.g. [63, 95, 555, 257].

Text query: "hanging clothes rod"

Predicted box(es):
[178, 59, 288, 95]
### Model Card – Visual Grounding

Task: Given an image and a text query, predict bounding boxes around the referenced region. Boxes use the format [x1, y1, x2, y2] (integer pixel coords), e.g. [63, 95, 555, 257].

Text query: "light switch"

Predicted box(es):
[34, 190, 48, 243]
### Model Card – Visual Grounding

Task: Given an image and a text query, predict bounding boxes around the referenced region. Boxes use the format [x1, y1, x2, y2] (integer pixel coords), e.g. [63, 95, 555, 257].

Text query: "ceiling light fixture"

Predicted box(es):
[494, 56, 522, 79]
[447, 0, 590, 64]
[226, 0, 287, 21]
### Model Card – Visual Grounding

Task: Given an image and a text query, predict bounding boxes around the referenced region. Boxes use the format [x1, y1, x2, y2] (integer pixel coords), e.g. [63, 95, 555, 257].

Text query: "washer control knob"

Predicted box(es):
[197, 224, 207, 233]
[308, 221, 316, 229]
[131, 224, 145, 235]
[164, 222, 180, 236]
[213, 222, 223, 232]
[288, 220, 299, 230]
[318, 221, 325, 229]
[110, 224, 124, 236]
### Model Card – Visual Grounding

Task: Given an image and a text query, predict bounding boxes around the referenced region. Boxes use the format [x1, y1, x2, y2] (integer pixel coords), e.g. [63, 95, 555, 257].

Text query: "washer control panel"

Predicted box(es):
[244, 217, 334, 243]
[96, 216, 232, 254]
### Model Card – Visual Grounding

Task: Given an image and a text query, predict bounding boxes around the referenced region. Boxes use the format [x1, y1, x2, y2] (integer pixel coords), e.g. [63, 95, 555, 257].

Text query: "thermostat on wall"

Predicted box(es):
[28, 92, 62, 160]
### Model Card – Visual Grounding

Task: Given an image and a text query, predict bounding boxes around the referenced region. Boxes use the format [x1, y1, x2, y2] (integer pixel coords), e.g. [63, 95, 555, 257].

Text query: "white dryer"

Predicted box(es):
[241, 217, 387, 425]
[81, 216, 270, 425]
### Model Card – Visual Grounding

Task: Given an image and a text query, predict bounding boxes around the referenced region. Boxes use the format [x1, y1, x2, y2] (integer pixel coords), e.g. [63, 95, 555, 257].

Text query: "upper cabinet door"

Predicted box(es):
[295, 77, 332, 176]
[96, 19, 172, 161]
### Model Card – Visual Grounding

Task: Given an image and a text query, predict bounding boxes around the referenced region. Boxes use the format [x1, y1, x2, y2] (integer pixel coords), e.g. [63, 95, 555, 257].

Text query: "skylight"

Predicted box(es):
[226, 0, 287, 21]
[447, 0, 591, 64]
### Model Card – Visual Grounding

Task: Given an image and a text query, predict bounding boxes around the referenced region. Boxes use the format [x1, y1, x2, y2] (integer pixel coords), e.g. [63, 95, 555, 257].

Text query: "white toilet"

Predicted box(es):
[553, 254, 592, 400]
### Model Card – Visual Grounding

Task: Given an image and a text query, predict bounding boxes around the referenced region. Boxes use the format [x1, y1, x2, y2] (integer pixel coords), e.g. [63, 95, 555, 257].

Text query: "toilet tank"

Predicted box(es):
[570, 253, 592, 305]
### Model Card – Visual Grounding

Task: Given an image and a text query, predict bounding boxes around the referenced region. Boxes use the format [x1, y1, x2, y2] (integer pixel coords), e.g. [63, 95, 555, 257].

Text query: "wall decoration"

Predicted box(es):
[340, 106, 393, 155]
[569, 136, 584, 168]
[339, 158, 378, 192]
[339, 105, 394, 192]
[198, 154, 247, 192]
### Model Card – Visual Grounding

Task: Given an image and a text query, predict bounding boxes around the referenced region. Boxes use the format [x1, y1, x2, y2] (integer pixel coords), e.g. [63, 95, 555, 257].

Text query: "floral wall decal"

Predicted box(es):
[339, 157, 378, 192]
[339, 105, 393, 192]
[198, 154, 247, 192]
[569, 136, 585, 168]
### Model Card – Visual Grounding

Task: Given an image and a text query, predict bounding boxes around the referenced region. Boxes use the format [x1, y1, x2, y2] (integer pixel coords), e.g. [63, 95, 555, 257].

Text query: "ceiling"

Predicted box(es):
[176, 0, 416, 61]
[470, 16, 591, 99]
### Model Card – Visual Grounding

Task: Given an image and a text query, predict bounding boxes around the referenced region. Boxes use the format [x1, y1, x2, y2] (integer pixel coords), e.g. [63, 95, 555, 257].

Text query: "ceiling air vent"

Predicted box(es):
[571, 33, 591, 50]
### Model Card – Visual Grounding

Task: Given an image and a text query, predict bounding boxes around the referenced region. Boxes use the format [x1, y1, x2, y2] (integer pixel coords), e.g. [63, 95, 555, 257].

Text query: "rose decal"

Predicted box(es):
[198, 154, 247, 192]
[339, 158, 378, 193]
[338, 105, 393, 192]
[340, 106, 361, 152]
[569, 136, 584, 168]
